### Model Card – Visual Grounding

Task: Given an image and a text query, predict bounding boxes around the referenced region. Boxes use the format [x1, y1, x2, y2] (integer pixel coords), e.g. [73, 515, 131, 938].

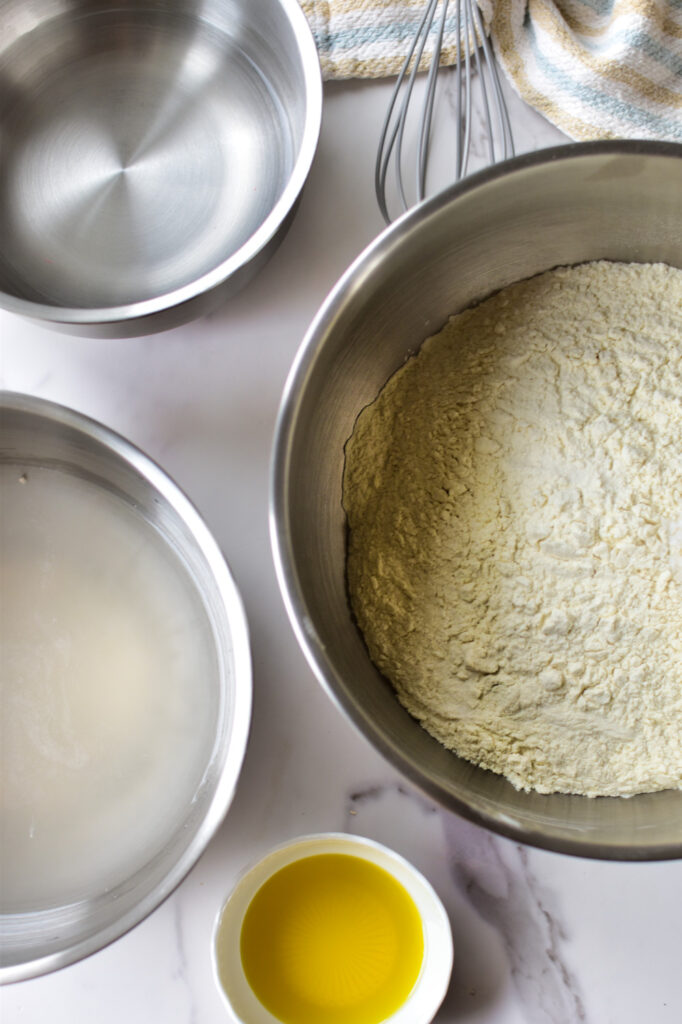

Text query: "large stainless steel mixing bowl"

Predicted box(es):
[0, 393, 252, 982]
[0, 0, 321, 336]
[271, 141, 682, 861]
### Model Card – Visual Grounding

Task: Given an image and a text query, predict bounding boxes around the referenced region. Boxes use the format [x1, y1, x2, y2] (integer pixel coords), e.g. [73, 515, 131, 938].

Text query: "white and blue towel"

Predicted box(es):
[299, 0, 682, 141]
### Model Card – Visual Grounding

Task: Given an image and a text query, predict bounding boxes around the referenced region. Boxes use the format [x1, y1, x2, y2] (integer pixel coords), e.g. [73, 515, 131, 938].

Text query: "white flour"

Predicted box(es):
[343, 262, 682, 797]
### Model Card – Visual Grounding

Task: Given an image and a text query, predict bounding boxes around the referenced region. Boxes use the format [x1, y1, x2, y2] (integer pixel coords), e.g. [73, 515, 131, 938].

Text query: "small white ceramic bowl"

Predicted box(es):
[212, 832, 453, 1024]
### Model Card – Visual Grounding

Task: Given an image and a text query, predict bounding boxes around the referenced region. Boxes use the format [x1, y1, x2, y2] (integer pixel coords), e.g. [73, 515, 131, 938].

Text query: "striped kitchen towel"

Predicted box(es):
[299, 0, 682, 141]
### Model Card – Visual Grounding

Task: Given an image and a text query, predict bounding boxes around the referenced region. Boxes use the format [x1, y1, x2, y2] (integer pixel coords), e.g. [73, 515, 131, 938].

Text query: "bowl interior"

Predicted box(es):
[0, 395, 251, 982]
[0, 0, 315, 311]
[273, 143, 682, 860]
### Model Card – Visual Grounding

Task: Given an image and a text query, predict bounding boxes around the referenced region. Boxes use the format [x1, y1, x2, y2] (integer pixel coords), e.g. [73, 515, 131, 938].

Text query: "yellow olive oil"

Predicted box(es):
[238, 853, 424, 1024]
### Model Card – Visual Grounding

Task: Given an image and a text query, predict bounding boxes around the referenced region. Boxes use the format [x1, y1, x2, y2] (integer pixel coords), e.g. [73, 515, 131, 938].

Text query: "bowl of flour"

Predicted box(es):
[271, 140, 682, 859]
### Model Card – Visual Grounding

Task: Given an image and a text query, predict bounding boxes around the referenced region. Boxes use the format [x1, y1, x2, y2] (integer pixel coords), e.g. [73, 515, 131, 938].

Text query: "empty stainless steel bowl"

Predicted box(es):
[0, 0, 321, 336]
[271, 141, 682, 861]
[0, 393, 251, 982]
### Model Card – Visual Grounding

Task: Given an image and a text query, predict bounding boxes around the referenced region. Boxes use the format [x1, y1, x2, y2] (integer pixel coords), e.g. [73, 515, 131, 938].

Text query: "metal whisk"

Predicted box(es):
[375, 0, 515, 223]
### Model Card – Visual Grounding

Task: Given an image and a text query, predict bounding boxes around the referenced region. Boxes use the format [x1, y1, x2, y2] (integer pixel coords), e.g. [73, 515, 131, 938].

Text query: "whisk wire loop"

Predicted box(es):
[417, 0, 449, 203]
[375, 0, 515, 224]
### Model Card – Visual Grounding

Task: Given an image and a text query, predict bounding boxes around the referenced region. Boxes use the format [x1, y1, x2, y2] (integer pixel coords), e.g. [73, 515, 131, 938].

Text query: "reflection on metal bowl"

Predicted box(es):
[0, 0, 321, 336]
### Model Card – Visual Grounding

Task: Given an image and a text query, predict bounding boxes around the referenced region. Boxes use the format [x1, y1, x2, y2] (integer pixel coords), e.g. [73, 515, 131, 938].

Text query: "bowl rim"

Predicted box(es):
[211, 831, 454, 1024]
[0, 391, 252, 983]
[0, 0, 323, 327]
[269, 138, 682, 863]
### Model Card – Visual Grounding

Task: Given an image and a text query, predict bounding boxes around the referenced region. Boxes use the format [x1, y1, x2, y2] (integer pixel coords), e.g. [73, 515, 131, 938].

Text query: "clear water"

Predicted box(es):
[0, 464, 218, 912]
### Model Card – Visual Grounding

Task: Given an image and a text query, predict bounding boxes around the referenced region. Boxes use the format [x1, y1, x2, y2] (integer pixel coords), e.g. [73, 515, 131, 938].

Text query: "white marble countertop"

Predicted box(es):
[2, 72, 681, 1024]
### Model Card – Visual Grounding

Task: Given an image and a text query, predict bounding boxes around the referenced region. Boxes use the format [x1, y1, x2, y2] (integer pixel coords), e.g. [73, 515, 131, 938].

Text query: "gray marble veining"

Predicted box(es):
[445, 816, 589, 1024]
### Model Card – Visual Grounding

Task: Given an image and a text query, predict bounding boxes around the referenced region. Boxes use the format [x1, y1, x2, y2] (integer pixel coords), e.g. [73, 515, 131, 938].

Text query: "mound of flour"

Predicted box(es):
[343, 262, 682, 797]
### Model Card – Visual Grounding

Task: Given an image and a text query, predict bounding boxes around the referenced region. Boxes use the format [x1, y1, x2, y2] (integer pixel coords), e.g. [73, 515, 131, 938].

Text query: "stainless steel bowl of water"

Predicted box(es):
[0, 393, 252, 982]
[0, 0, 321, 336]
